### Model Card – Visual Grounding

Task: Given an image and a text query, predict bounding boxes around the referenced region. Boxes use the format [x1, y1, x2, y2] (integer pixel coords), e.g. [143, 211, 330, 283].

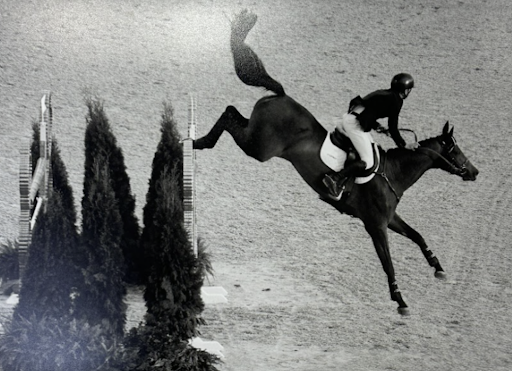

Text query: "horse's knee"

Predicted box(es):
[222, 105, 248, 128]
[225, 105, 238, 114]
[224, 105, 242, 119]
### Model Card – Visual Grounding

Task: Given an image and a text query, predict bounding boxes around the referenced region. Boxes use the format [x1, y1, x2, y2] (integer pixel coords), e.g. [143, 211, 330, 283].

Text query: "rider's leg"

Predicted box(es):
[339, 113, 375, 171]
[323, 113, 374, 198]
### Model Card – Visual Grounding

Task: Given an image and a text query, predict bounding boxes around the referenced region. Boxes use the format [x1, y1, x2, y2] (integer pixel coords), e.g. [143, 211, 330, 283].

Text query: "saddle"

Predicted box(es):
[330, 129, 380, 177]
[330, 129, 356, 161]
[321, 129, 380, 199]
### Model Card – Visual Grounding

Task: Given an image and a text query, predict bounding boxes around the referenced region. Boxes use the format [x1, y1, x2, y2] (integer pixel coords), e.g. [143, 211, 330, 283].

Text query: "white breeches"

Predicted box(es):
[336, 113, 375, 170]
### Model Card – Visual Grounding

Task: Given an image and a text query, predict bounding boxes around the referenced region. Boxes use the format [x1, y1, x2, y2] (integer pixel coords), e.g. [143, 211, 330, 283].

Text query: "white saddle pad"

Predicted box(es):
[320, 133, 347, 172]
[320, 133, 378, 184]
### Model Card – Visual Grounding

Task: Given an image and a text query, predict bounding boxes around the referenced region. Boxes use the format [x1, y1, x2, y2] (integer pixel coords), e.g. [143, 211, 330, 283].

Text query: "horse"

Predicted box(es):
[193, 10, 479, 314]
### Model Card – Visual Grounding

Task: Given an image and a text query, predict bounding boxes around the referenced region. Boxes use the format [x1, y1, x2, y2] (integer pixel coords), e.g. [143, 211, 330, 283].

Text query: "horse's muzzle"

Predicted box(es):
[461, 164, 479, 181]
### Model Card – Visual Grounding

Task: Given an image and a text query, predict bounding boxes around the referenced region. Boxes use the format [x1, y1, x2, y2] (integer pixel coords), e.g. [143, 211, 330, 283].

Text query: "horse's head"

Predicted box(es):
[423, 122, 479, 181]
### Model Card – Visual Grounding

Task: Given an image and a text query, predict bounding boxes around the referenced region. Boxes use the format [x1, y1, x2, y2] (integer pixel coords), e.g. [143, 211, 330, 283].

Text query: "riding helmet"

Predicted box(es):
[390, 73, 414, 92]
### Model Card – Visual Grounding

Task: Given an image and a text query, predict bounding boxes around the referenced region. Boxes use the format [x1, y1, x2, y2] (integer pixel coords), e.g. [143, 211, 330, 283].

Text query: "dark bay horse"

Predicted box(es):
[194, 10, 479, 314]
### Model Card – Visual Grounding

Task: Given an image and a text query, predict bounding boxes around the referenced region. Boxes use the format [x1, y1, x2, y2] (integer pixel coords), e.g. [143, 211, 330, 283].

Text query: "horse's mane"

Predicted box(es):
[381, 137, 443, 180]
[384, 136, 440, 159]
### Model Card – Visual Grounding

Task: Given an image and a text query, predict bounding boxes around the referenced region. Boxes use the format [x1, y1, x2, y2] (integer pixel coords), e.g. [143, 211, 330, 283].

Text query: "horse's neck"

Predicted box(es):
[386, 146, 437, 194]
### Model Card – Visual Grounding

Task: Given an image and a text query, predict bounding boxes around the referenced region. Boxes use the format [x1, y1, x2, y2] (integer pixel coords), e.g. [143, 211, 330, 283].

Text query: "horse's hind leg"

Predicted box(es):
[194, 106, 249, 150]
[388, 213, 446, 279]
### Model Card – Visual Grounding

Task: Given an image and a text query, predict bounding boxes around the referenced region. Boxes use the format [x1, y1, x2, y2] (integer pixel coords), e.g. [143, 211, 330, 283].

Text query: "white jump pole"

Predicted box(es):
[182, 94, 227, 302]
[183, 94, 226, 358]
[18, 142, 32, 283]
[183, 94, 198, 256]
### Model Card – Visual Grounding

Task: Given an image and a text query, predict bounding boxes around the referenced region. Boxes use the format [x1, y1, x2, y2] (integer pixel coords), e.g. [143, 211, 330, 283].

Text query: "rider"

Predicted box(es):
[323, 73, 418, 199]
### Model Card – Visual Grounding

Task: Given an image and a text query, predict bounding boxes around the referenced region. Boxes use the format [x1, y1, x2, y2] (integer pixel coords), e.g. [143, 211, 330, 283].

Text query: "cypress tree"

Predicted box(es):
[76, 157, 126, 337]
[51, 139, 78, 230]
[0, 105, 129, 371]
[130, 102, 219, 370]
[84, 98, 142, 284]
[143, 165, 204, 340]
[139, 102, 182, 280]
[14, 190, 76, 321]
[14, 133, 79, 321]
[141, 102, 183, 232]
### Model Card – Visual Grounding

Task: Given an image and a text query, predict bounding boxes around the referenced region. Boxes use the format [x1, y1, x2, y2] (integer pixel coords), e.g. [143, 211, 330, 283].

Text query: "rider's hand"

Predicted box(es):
[405, 142, 420, 150]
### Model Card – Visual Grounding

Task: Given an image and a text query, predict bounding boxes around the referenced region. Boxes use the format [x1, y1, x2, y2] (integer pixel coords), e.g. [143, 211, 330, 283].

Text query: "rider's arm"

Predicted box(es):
[388, 115, 406, 148]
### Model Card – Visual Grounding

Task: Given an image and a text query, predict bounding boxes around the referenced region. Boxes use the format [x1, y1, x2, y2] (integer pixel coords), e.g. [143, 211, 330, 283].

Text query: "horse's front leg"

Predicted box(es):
[365, 224, 409, 315]
[388, 213, 446, 279]
[193, 105, 248, 150]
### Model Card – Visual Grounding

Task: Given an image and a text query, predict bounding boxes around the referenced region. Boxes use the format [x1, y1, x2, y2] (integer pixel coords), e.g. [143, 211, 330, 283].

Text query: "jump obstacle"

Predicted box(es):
[183, 94, 227, 358]
[8, 92, 54, 305]
[183, 94, 228, 304]
[12, 93, 226, 357]
[183, 95, 198, 256]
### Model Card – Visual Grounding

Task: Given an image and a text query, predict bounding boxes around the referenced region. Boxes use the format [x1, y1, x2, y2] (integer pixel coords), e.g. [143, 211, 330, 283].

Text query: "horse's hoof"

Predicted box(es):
[397, 306, 410, 316]
[435, 270, 447, 280]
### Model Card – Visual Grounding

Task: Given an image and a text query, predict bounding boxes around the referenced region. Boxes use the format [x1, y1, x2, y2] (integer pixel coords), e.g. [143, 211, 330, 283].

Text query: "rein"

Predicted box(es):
[378, 127, 468, 176]
[374, 128, 468, 201]
[416, 131, 468, 176]
[415, 147, 467, 175]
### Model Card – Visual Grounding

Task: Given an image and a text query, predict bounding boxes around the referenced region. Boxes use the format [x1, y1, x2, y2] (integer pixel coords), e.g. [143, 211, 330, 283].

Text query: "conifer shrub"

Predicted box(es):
[14, 190, 78, 321]
[143, 166, 205, 341]
[196, 237, 215, 283]
[0, 100, 134, 371]
[134, 101, 220, 370]
[13, 124, 80, 320]
[124, 324, 219, 371]
[84, 97, 142, 285]
[0, 138, 128, 371]
[76, 158, 126, 336]
[0, 240, 19, 282]
[0, 315, 124, 371]
[51, 139, 79, 229]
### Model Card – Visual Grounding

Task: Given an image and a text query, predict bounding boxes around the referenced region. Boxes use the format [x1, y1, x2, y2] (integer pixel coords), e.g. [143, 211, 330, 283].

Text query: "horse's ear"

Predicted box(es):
[443, 121, 450, 135]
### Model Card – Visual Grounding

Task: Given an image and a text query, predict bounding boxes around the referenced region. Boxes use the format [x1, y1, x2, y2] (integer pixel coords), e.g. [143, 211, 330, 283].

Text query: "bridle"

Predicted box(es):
[404, 129, 469, 177]
[436, 135, 470, 177]
[378, 127, 469, 177]
[374, 128, 470, 202]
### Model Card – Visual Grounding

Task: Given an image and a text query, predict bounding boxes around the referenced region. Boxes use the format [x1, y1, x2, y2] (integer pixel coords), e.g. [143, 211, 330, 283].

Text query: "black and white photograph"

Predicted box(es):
[0, 0, 510, 370]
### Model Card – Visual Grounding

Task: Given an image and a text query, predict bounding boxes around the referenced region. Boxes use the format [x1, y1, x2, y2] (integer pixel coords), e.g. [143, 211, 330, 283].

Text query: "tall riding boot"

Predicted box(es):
[323, 160, 367, 199]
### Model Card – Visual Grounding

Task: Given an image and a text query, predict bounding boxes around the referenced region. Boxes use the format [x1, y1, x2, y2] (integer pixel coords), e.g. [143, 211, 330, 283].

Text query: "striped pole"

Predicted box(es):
[18, 92, 52, 282]
[183, 94, 197, 256]
[184, 94, 227, 357]
[18, 141, 32, 279]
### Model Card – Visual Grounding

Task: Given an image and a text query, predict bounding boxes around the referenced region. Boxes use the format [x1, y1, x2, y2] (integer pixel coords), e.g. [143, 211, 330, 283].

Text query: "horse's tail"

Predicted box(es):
[230, 10, 286, 96]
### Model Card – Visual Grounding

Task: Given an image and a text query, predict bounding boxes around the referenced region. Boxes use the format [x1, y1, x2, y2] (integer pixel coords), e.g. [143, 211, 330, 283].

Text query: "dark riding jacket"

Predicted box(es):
[351, 89, 406, 148]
